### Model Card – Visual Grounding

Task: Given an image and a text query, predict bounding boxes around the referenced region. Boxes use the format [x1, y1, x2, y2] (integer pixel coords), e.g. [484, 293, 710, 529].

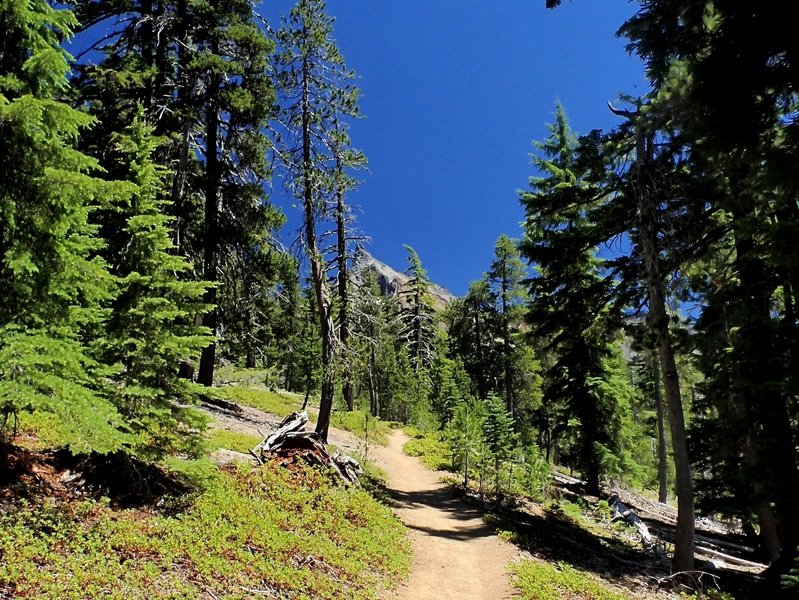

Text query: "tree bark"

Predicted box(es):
[653, 353, 669, 504]
[730, 198, 799, 569]
[368, 345, 380, 417]
[197, 54, 220, 387]
[299, 55, 335, 442]
[335, 154, 353, 411]
[635, 128, 695, 571]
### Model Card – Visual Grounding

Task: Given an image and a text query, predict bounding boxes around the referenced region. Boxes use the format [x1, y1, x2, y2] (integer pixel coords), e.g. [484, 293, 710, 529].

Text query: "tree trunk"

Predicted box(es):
[730, 199, 799, 570]
[501, 276, 514, 419]
[635, 128, 695, 571]
[197, 57, 220, 387]
[335, 158, 353, 411]
[298, 55, 335, 442]
[653, 353, 669, 504]
[368, 345, 380, 417]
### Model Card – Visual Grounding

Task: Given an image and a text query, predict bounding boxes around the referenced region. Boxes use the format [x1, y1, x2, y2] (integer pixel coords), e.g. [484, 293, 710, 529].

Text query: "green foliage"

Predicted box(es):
[444, 396, 487, 485]
[403, 428, 451, 472]
[0, 463, 409, 599]
[206, 429, 262, 454]
[511, 560, 628, 600]
[213, 385, 304, 417]
[515, 445, 551, 502]
[102, 112, 212, 459]
[519, 103, 629, 494]
[330, 410, 391, 446]
[0, 0, 126, 453]
[783, 549, 799, 590]
[482, 394, 519, 493]
[398, 245, 439, 379]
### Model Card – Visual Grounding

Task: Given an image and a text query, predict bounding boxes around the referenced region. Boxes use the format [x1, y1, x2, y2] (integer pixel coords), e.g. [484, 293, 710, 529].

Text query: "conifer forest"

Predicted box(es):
[1, 1, 798, 599]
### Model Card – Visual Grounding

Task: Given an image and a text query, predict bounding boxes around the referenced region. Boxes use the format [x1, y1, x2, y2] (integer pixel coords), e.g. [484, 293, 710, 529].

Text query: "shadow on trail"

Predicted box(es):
[459, 490, 766, 600]
[384, 484, 501, 542]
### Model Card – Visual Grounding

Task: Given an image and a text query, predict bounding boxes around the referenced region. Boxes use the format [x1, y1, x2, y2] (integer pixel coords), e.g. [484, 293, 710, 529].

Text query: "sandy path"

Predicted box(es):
[370, 431, 518, 600]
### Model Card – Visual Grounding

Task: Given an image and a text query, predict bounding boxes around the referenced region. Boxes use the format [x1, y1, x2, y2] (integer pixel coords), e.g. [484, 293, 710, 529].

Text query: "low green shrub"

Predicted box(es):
[0, 462, 410, 599]
[330, 410, 391, 445]
[402, 429, 451, 471]
[213, 385, 304, 417]
[512, 560, 628, 600]
[206, 429, 262, 454]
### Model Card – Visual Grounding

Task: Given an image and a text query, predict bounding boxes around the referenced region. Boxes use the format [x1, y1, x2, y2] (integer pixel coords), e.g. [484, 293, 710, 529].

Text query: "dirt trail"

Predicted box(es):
[203, 402, 519, 598]
[370, 431, 519, 600]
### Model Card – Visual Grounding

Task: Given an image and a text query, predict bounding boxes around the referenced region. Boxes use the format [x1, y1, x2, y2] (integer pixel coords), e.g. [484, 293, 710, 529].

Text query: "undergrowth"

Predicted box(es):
[206, 429, 262, 454]
[0, 462, 409, 599]
[402, 427, 451, 471]
[511, 560, 628, 600]
[213, 385, 305, 417]
[330, 410, 392, 445]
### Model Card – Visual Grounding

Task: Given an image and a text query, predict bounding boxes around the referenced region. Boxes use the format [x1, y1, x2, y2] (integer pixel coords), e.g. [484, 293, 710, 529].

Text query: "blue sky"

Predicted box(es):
[264, 0, 647, 296]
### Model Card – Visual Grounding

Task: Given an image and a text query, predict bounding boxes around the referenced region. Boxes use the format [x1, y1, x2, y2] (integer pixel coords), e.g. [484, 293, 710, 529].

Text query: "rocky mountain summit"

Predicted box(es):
[353, 248, 456, 311]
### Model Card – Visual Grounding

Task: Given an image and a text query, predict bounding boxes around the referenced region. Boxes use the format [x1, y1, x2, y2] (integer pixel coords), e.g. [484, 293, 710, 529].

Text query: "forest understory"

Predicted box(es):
[0, 376, 771, 599]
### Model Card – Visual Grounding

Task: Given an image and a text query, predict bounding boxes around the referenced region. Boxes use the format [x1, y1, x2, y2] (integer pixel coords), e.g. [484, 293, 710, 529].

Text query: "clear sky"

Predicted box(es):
[263, 0, 646, 296]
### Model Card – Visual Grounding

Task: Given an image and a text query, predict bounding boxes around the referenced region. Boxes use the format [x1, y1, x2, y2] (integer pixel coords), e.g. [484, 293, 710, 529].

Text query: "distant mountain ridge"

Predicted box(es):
[353, 248, 457, 311]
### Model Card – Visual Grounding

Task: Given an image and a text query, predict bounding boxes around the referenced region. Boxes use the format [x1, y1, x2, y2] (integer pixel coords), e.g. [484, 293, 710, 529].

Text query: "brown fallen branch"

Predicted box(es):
[253, 412, 363, 487]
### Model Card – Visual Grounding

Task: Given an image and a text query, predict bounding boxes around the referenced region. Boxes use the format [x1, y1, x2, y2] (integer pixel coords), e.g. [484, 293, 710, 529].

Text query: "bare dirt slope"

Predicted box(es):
[370, 430, 520, 600]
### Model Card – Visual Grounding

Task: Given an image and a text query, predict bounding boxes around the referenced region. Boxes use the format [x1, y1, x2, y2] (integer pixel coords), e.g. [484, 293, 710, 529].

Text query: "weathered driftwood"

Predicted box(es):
[253, 411, 362, 486]
[255, 411, 310, 453]
[695, 545, 768, 570]
[609, 493, 664, 558]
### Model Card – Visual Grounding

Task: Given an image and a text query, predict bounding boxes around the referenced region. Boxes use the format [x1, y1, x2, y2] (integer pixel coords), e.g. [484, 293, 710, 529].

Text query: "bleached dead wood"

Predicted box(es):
[695, 546, 767, 569]
[253, 411, 363, 486]
[254, 411, 309, 453]
[609, 493, 666, 559]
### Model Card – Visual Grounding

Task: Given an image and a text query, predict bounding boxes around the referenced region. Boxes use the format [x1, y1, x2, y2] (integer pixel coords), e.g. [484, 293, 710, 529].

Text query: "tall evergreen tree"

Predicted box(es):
[329, 119, 366, 412]
[487, 234, 527, 419]
[398, 245, 438, 380]
[74, 0, 280, 385]
[103, 112, 212, 457]
[0, 0, 125, 453]
[519, 104, 620, 495]
[446, 279, 502, 400]
[272, 0, 362, 441]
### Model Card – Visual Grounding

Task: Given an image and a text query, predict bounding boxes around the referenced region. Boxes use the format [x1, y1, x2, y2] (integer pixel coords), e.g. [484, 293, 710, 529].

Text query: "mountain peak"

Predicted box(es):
[353, 248, 456, 311]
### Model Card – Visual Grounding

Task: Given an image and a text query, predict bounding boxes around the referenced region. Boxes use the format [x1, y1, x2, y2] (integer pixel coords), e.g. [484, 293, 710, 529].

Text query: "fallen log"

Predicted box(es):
[609, 493, 666, 559]
[253, 412, 362, 487]
[695, 545, 768, 570]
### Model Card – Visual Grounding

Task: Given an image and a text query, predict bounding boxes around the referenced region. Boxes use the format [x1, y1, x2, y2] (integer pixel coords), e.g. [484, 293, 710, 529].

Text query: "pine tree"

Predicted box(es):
[329, 119, 366, 412]
[519, 103, 620, 495]
[482, 394, 518, 493]
[74, 0, 281, 385]
[445, 396, 485, 487]
[398, 245, 438, 377]
[0, 0, 125, 453]
[487, 234, 527, 419]
[446, 279, 502, 400]
[103, 112, 212, 458]
[272, 0, 362, 441]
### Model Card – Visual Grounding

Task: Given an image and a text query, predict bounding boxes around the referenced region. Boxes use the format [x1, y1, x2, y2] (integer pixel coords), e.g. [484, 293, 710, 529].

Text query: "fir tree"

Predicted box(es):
[0, 0, 125, 453]
[487, 234, 527, 419]
[519, 103, 619, 495]
[272, 0, 362, 441]
[103, 112, 212, 458]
